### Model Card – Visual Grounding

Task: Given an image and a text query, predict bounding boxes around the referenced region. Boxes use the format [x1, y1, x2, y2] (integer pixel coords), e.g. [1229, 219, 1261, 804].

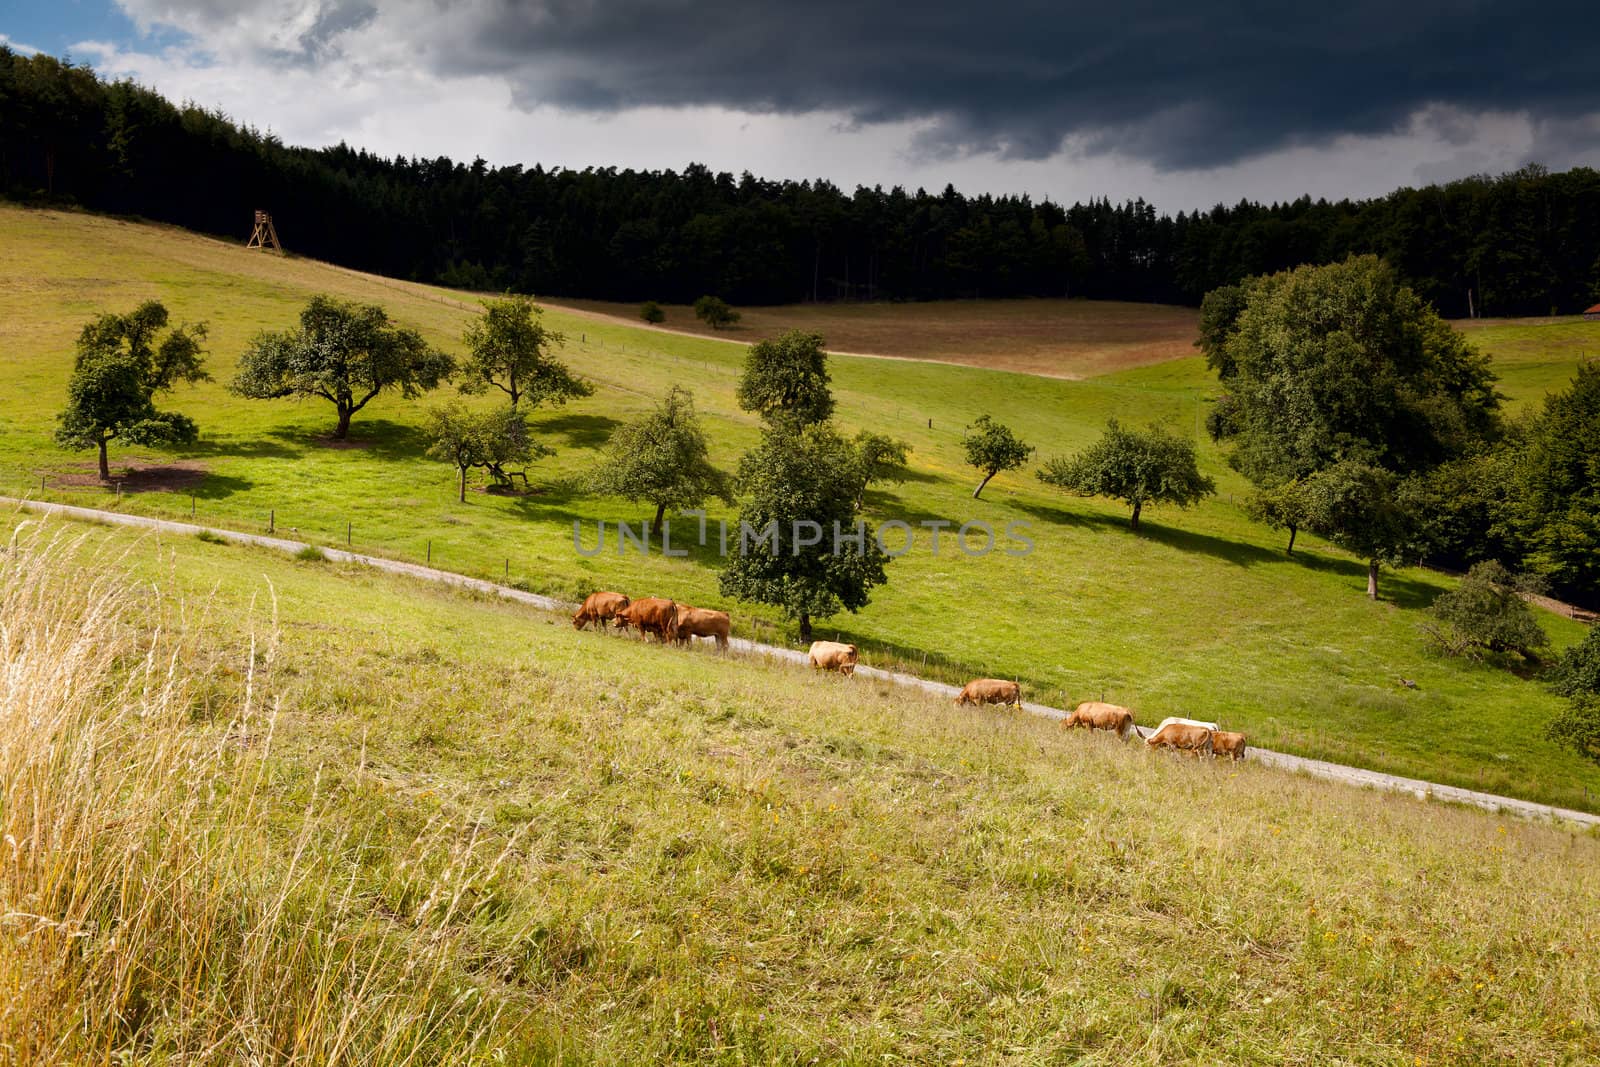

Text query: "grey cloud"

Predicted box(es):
[126, 0, 1600, 170]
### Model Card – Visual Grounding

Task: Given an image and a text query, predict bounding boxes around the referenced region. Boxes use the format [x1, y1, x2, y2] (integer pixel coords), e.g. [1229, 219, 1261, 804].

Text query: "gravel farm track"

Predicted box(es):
[17, 495, 1599, 832]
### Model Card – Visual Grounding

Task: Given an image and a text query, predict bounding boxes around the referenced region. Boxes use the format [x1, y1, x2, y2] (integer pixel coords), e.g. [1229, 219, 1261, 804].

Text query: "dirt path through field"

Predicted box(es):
[13, 496, 1598, 830]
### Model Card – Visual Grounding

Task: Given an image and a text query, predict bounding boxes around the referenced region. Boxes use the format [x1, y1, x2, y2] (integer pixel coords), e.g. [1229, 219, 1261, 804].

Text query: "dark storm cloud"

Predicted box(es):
[413, 0, 1593, 168]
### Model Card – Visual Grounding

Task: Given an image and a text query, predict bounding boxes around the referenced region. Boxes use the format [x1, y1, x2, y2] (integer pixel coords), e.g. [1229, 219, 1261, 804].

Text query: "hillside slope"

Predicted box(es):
[1, 203, 1598, 811]
[6, 512, 1600, 1064]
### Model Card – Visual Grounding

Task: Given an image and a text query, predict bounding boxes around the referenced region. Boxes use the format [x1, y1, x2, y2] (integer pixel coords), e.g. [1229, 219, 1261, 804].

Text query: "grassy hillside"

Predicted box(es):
[2, 204, 1599, 812]
[7, 512, 1600, 1064]
[549, 296, 1202, 378]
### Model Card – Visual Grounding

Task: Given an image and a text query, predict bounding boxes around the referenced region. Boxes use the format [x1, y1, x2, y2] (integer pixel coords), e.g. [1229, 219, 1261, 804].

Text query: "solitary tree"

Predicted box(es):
[640, 301, 666, 325]
[1246, 477, 1313, 554]
[1038, 419, 1214, 530]
[232, 295, 454, 439]
[459, 295, 590, 409]
[851, 430, 911, 508]
[736, 330, 835, 427]
[424, 403, 542, 502]
[1299, 461, 1417, 600]
[719, 422, 889, 643]
[961, 415, 1033, 499]
[694, 295, 741, 330]
[589, 385, 733, 533]
[54, 301, 209, 480]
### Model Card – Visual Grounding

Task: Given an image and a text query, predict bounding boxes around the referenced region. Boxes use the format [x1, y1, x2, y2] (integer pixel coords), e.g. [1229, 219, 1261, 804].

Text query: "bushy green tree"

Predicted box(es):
[1038, 419, 1214, 530]
[589, 386, 732, 533]
[640, 301, 666, 325]
[961, 415, 1033, 499]
[54, 300, 209, 480]
[424, 403, 543, 501]
[719, 422, 888, 643]
[1213, 256, 1501, 485]
[1424, 561, 1550, 662]
[459, 295, 588, 410]
[1548, 626, 1600, 700]
[1511, 362, 1600, 603]
[232, 295, 453, 439]
[1299, 461, 1417, 599]
[851, 430, 911, 508]
[736, 330, 834, 427]
[694, 295, 740, 330]
[1544, 696, 1600, 766]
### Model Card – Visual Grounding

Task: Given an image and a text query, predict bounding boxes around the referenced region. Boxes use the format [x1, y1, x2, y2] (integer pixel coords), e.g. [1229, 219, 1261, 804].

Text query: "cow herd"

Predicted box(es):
[573, 589, 1247, 761]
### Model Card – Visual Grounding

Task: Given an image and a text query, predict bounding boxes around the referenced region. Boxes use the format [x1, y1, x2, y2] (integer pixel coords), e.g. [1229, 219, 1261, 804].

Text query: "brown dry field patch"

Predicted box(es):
[549, 297, 1201, 379]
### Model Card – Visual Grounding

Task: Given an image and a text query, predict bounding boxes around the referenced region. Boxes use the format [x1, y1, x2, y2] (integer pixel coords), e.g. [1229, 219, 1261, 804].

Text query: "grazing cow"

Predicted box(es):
[572, 591, 630, 631]
[613, 597, 679, 642]
[1064, 701, 1136, 738]
[1212, 731, 1247, 761]
[955, 678, 1021, 707]
[1144, 721, 1215, 757]
[808, 640, 858, 676]
[674, 605, 731, 650]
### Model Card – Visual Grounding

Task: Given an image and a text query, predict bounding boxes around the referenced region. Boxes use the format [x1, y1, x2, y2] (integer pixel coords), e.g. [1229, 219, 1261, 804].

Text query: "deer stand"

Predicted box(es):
[246, 210, 283, 252]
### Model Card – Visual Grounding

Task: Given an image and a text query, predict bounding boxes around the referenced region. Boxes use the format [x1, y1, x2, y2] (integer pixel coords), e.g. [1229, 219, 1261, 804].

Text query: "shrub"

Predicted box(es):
[1424, 561, 1549, 662]
[295, 544, 328, 562]
[640, 300, 666, 325]
[194, 529, 228, 545]
[693, 295, 740, 329]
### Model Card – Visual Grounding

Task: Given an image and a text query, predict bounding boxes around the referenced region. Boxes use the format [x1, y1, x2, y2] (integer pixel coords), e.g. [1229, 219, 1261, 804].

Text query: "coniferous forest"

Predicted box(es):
[4, 45, 1600, 315]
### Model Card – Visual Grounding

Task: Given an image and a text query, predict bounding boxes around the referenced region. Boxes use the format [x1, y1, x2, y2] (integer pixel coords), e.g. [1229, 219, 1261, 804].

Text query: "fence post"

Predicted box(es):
[427, 540, 432, 565]
[269, 509, 275, 534]
[191, 495, 196, 519]
[504, 558, 509, 581]
[347, 521, 352, 547]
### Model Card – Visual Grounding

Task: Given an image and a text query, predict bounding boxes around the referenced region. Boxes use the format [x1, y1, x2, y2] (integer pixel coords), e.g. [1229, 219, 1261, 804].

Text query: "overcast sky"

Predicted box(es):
[5, 0, 1598, 211]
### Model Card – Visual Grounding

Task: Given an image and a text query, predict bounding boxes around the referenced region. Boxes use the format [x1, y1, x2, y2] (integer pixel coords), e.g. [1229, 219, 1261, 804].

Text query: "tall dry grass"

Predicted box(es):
[0, 523, 516, 1065]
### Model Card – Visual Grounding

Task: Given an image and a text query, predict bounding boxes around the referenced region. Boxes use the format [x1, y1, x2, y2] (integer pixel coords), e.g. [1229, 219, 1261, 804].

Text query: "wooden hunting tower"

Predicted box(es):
[246, 210, 282, 252]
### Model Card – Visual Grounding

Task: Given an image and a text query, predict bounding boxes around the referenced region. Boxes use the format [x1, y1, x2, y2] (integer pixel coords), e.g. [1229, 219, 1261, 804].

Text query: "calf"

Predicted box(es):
[1212, 731, 1248, 761]
[955, 678, 1021, 707]
[808, 640, 859, 676]
[572, 591, 630, 631]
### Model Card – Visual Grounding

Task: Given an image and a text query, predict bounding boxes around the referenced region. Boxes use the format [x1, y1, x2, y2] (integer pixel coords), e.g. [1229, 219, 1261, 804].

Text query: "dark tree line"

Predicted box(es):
[5, 45, 1600, 314]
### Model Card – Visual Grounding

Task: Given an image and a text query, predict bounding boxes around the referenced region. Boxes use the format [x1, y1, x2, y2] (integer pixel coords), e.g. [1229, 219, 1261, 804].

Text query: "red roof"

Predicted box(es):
[1587, 303, 1600, 315]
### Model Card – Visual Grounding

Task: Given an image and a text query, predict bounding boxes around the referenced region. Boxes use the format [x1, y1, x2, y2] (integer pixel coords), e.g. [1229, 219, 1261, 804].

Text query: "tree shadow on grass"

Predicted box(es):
[536, 413, 624, 449]
[267, 419, 431, 461]
[1012, 498, 1283, 567]
[182, 436, 305, 461]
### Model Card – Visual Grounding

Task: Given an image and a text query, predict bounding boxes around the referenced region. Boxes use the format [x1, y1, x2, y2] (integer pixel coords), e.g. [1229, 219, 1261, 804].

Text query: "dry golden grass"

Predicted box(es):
[0, 522, 518, 1065]
[551, 297, 1201, 378]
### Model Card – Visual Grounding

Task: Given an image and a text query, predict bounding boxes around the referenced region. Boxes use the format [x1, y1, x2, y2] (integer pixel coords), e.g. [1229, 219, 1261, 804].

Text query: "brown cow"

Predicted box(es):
[955, 678, 1021, 707]
[808, 640, 858, 676]
[1064, 701, 1136, 738]
[674, 605, 731, 650]
[614, 597, 679, 642]
[572, 591, 630, 630]
[1144, 721, 1214, 757]
[1212, 731, 1248, 761]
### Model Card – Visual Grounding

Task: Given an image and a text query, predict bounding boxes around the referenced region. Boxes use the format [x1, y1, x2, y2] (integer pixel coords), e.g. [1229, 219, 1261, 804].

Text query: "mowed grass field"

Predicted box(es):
[8, 513, 1600, 1064]
[2, 203, 1599, 812]
[551, 295, 1202, 378]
